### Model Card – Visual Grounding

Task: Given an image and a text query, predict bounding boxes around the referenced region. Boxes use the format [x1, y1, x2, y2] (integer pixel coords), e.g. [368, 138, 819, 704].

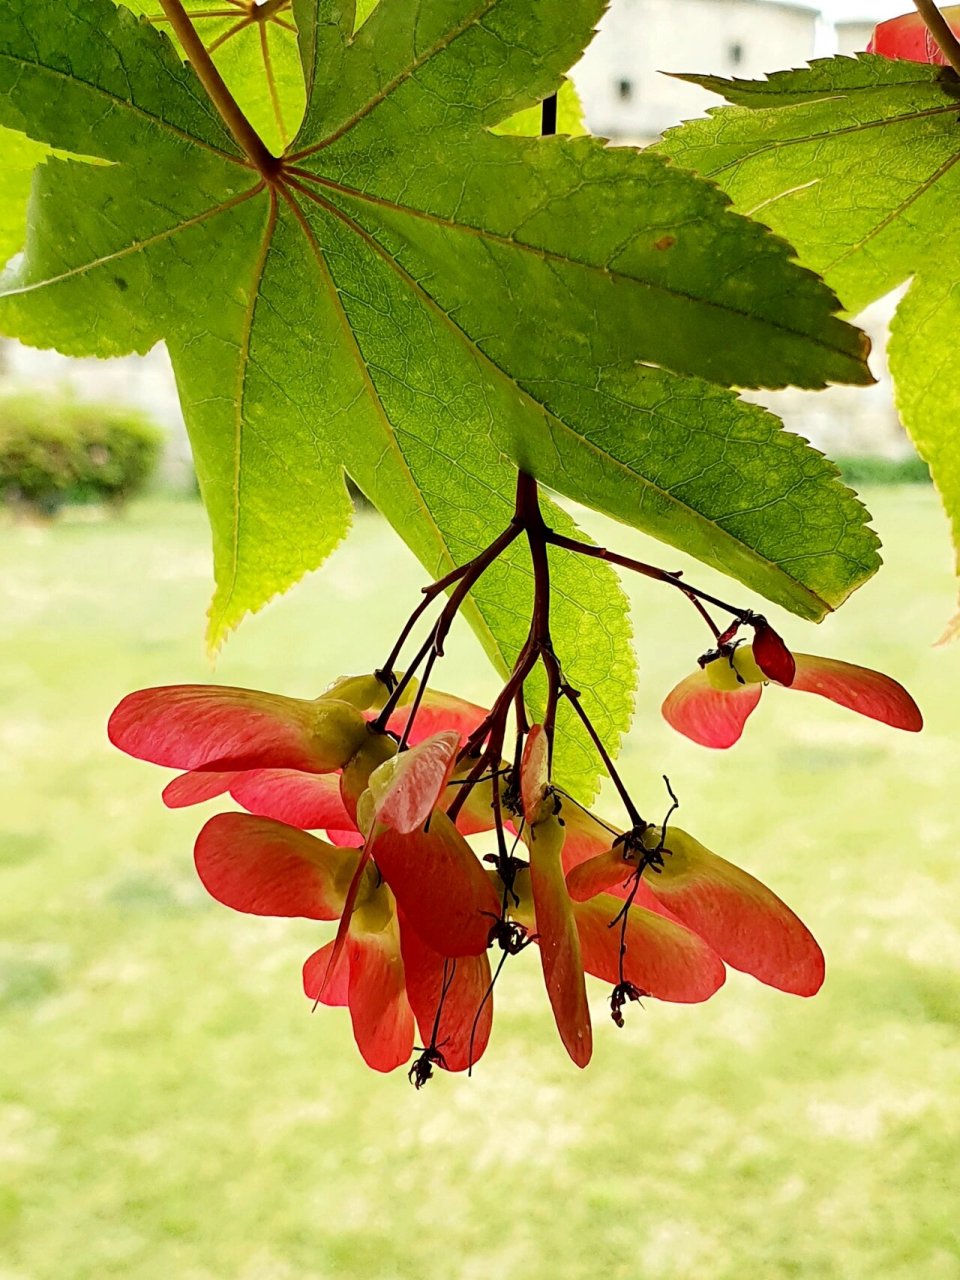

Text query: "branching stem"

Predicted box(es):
[381, 471, 755, 837]
[373, 520, 523, 730]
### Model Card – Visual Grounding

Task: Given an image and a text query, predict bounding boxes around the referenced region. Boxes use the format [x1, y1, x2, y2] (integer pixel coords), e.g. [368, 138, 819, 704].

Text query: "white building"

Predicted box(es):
[572, 0, 819, 143]
[835, 17, 877, 53]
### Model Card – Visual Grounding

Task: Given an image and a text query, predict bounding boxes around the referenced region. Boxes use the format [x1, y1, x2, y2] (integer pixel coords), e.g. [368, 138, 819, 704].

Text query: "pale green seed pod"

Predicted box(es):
[320, 672, 419, 712]
[308, 699, 371, 770]
[341, 730, 398, 816]
[705, 645, 765, 691]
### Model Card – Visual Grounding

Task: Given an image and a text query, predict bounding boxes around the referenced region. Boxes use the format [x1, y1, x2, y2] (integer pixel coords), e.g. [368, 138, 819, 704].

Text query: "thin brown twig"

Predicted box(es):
[683, 590, 722, 639]
[396, 648, 437, 751]
[370, 518, 524, 733]
[377, 563, 474, 679]
[561, 681, 644, 829]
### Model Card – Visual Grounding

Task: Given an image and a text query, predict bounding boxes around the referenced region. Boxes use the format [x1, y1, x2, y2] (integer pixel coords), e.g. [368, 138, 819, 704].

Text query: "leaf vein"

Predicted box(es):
[211, 188, 278, 636]
[0, 180, 264, 298]
[293, 167, 857, 363]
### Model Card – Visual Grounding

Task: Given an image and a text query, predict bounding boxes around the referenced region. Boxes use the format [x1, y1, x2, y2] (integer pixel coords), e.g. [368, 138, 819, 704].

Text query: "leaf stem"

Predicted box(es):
[912, 0, 960, 75]
[519, 475, 560, 765]
[447, 476, 552, 820]
[545, 530, 750, 623]
[158, 0, 278, 174]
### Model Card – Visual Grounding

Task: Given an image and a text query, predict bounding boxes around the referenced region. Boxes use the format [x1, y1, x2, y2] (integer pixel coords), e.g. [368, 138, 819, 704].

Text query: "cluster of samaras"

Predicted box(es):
[110, 619, 919, 1083]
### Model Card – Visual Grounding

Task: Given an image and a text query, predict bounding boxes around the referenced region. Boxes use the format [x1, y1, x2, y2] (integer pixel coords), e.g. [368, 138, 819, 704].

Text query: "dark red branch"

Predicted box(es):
[545, 531, 751, 624]
[374, 520, 522, 731]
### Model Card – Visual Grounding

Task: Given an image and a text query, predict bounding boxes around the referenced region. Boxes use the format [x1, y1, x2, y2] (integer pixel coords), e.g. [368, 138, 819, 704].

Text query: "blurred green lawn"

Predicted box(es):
[1, 490, 958, 1280]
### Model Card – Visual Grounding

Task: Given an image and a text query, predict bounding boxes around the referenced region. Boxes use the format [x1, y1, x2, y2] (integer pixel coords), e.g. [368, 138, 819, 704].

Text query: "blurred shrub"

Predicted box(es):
[837, 454, 931, 486]
[0, 394, 163, 515]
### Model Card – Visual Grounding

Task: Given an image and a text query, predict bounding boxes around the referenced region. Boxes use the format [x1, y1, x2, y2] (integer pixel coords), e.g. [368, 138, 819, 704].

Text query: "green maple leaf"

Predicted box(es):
[0, 0, 878, 792]
[0, 0, 584, 270]
[658, 54, 960, 630]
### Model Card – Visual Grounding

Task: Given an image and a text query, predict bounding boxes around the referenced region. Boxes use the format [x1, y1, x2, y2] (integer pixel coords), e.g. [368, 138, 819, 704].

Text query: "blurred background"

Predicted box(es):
[2, 2, 958, 1278]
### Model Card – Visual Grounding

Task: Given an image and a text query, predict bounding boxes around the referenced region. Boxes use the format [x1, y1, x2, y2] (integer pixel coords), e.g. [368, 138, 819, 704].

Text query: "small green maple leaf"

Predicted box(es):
[123, 0, 585, 163]
[124, 0, 304, 152]
[658, 53, 960, 631]
[0, 125, 50, 264]
[0, 0, 880, 789]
